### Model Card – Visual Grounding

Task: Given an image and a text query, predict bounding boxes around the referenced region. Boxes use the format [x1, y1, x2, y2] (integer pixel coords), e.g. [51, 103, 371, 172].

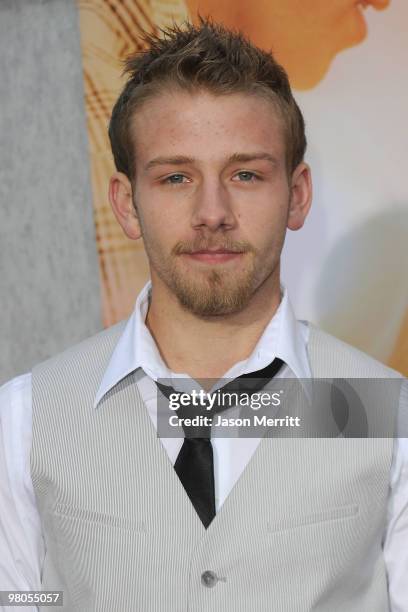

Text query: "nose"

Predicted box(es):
[191, 179, 237, 232]
[369, 0, 390, 9]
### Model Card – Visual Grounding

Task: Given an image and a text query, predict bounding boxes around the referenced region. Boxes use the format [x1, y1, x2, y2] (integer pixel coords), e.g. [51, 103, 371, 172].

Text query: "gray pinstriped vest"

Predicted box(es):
[31, 322, 401, 611]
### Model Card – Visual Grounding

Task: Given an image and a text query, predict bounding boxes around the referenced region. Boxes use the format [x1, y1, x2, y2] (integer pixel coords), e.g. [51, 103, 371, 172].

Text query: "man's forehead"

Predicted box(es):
[131, 88, 285, 135]
[128, 89, 287, 178]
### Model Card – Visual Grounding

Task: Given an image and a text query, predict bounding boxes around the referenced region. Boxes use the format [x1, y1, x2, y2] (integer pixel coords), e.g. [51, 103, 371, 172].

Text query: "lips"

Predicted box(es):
[356, 0, 390, 9]
[190, 249, 241, 254]
[184, 249, 244, 264]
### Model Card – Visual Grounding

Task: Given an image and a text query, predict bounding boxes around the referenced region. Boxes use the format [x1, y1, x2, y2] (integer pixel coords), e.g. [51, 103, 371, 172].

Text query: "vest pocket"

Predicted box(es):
[53, 502, 147, 532]
[266, 503, 359, 533]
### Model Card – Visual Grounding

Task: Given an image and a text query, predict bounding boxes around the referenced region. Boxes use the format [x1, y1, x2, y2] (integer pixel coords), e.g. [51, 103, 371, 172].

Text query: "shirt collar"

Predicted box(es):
[94, 280, 311, 409]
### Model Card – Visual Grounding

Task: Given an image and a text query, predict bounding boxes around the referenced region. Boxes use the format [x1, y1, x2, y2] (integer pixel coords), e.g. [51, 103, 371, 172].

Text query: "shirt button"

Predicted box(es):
[201, 570, 218, 588]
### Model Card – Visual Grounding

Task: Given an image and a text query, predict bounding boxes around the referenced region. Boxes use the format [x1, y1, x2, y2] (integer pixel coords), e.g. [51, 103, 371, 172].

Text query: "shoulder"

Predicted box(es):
[0, 372, 32, 425]
[0, 372, 32, 400]
[307, 323, 404, 379]
[32, 319, 127, 380]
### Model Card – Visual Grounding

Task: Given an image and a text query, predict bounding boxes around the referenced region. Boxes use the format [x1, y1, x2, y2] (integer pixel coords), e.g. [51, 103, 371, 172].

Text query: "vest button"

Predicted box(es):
[201, 570, 218, 588]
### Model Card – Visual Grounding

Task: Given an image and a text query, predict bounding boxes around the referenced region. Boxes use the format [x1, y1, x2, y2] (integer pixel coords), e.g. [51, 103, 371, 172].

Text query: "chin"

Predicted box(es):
[175, 279, 255, 318]
[338, 6, 369, 49]
[181, 300, 250, 318]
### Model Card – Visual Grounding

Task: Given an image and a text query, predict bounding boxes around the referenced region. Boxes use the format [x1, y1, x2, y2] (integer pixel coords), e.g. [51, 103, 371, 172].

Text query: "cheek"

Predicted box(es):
[135, 190, 173, 238]
[239, 197, 288, 238]
[254, 214, 288, 262]
[141, 208, 182, 254]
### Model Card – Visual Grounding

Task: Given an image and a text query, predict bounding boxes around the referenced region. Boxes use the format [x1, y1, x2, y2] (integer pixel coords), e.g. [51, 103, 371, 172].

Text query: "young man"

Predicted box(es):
[0, 19, 407, 612]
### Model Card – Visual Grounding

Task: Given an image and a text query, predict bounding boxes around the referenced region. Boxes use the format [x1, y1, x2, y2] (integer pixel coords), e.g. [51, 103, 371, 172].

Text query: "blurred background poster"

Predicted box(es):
[77, 0, 408, 374]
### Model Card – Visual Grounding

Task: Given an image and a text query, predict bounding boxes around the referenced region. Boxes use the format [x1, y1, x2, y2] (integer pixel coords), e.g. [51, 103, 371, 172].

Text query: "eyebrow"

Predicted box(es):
[144, 152, 278, 172]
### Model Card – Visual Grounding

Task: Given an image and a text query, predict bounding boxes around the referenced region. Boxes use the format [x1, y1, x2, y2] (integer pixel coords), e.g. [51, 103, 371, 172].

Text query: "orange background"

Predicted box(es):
[77, 0, 407, 374]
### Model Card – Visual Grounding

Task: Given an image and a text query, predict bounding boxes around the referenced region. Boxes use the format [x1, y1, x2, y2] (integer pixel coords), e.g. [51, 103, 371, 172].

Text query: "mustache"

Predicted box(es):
[173, 239, 254, 255]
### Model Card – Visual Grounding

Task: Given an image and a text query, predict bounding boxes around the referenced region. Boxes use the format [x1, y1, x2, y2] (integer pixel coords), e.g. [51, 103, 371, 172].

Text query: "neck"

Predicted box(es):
[145, 271, 282, 380]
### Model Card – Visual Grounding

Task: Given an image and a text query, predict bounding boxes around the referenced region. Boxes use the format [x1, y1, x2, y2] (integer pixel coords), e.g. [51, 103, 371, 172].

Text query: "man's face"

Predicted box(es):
[129, 90, 298, 317]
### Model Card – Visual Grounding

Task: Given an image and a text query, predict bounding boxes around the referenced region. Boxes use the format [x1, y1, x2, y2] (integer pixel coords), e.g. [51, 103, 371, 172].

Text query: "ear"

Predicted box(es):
[287, 162, 312, 231]
[108, 172, 142, 240]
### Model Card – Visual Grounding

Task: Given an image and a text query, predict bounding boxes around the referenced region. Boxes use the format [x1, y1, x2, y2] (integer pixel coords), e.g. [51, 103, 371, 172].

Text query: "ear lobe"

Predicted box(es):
[287, 162, 312, 231]
[108, 172, 142, 240]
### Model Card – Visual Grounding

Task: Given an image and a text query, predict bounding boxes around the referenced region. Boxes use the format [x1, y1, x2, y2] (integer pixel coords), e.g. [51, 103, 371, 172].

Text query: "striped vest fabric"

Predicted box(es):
[31, 322, 401, 611]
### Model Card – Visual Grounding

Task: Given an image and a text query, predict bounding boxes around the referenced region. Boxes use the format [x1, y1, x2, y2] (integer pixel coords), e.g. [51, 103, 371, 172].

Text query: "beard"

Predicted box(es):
[165, 261, 257, 317]
[144, 234, 268, 317]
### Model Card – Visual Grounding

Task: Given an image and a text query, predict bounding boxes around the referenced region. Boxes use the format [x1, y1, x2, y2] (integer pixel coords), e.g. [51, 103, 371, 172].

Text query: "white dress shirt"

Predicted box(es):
[0, 281, 407, 612]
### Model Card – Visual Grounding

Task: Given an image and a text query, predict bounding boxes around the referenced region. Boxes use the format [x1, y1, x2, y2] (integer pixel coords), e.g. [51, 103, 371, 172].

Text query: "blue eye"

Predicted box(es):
[165, 174, 187, 184]
[236, 171, 257, 181]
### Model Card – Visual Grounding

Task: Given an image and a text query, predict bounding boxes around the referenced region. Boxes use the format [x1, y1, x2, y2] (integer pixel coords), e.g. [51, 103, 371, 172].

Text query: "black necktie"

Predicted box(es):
[156, 358, 284, 528]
